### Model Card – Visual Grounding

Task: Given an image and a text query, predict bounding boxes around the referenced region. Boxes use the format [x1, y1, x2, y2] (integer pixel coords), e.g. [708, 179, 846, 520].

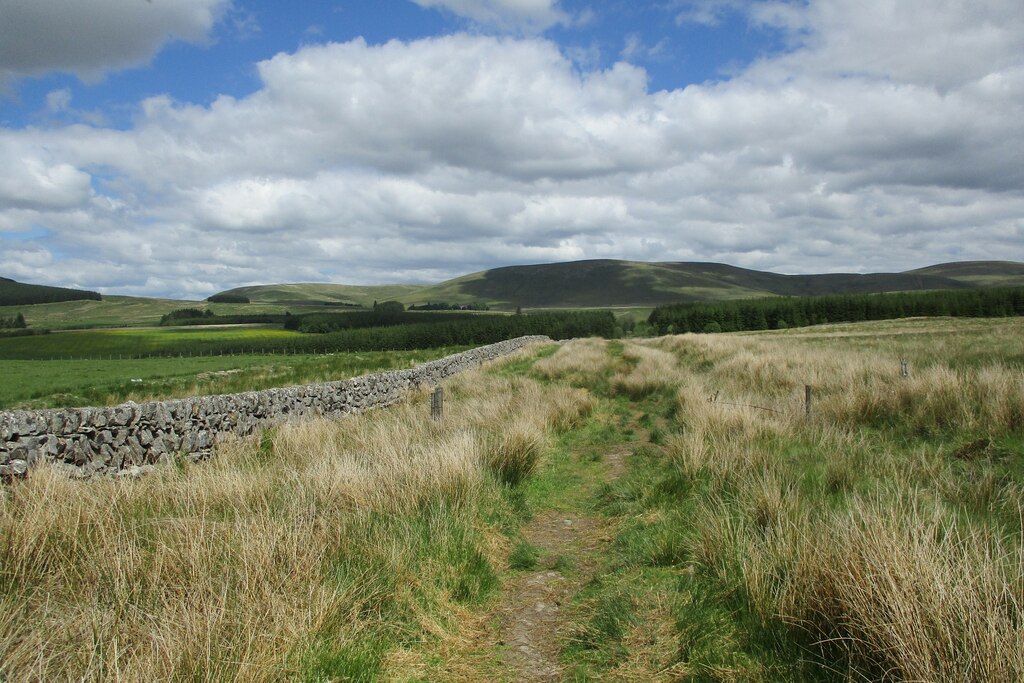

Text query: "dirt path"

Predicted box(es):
[497, 446, 630, 681]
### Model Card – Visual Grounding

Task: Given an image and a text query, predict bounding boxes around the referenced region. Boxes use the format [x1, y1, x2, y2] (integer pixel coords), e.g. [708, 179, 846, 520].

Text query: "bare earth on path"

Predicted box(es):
[497, 446, 630, 682]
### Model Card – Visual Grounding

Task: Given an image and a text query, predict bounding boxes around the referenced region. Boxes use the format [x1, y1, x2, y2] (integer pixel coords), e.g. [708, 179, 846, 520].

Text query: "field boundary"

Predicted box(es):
[0, 335, 549, 479]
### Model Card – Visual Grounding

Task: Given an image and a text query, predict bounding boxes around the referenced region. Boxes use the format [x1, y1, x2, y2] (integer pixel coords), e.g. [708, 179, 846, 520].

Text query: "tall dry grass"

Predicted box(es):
[533, 338, 609, 385]
[610, 343, 684, 398]
[0, 362, 592, 681]
[664, 330, 1024, 436]
[634, 324, 1024, 681]
[782, 500, 1024, 681]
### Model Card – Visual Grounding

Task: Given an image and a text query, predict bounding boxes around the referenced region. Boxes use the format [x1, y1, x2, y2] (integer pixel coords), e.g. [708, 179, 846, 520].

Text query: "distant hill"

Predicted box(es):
[214, 259, 1024, 311]
[907, 261, 1024, 288]
[216, 282, 421, 308]
[0, 276, 101, 307]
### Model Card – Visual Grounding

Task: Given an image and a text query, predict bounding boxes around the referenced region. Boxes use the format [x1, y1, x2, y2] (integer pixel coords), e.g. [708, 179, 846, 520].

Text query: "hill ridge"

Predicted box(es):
[215, 259, 1024, 310]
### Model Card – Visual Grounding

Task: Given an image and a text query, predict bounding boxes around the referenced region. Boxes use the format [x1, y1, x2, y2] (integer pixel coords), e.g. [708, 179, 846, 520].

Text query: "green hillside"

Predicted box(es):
[10, 259, 1020, 331]
[217, 282, 421, 307]
[908, 261, 1024, 287]
[441, 260, 974, 307]
[213, 259, 1024, 311]
[0, 276, 101, 306]
[0, 296, 330, 330]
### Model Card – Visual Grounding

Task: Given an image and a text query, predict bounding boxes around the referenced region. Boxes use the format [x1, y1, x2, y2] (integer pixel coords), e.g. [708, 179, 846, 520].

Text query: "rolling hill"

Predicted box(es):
[214, 259, 1024, 311]
[215, 282, 423, 307]
[907, 261, 1024, 288]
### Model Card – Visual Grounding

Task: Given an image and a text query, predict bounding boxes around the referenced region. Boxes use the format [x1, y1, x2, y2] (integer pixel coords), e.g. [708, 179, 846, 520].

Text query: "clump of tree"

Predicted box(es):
[159, 308, 214, 325]
[408, 301, 490, 311]
[372, 300, 405, 314]
[285, 310, 477, 333]
[160, 309, 295, 327]
[649, 286, 1024, 334]
[0, 313, 27, 329]
[206, 293, 250, 304]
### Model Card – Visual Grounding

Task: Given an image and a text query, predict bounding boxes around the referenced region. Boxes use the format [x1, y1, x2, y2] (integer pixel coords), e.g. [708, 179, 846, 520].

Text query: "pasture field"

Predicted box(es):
[0, 347, 469, 409]
[0, 295, 329, 330]
[0, 317, 1021, 681]
[0, 325, 301, 360]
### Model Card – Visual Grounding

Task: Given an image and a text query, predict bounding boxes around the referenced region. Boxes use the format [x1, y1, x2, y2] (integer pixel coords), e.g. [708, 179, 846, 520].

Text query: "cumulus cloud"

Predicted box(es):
[411, 0, 570, 32]
[748, 0, 1024, 90]
[1, 0, 1023, 297]
[0, 0, 229, 84]
[0, 144, 93, 212]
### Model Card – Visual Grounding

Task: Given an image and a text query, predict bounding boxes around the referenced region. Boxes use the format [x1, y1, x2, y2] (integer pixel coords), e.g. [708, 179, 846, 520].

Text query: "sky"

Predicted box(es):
[1, 0, 1022, 299]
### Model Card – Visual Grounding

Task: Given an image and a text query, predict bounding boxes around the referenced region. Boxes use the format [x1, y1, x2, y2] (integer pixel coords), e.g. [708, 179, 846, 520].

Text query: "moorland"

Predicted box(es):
[1, 316, 1021, 680]
[1, 260, 1023, 681]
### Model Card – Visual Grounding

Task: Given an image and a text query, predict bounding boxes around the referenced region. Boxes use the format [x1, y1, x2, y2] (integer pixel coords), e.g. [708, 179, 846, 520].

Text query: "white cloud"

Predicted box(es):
[673, 0, 749, 27]
[1, 1, 1023, 297]
[748, 0, 1024, 90]
[411, 0, 570, 32]
[0, 145, 93, 211]
[45, 88, 72, 113]
[0, 0, 229, 84]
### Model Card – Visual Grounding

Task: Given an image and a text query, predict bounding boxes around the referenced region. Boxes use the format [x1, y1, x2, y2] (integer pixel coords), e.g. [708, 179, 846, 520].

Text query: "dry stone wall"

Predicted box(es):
[0, 336, 548, 479]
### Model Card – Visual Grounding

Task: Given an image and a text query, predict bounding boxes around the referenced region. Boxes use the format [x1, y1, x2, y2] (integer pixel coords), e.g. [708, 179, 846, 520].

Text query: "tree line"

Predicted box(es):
[159, 309, 289, 326]
[284, 310, 489, 333]
[0, 278, 101, 306]
[206, 293, 250, 304]
[648, 287, 1024, 334]
[408, 301, 490, 311]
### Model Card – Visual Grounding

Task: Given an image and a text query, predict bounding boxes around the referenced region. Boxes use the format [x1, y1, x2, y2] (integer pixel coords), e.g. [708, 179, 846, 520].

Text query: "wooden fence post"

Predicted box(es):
[900, 359, 909, 378]
[805, 385, 812, 418]
[431, 386, 444, 421]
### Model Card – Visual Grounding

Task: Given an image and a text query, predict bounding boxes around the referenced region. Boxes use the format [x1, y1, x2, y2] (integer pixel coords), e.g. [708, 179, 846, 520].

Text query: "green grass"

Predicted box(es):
[0, 346, 468, 409]
[508, 539, 541, 570]
[0, 325, 302, 360]
[0, 295, 330, 330]
[217, 282, 422, 307]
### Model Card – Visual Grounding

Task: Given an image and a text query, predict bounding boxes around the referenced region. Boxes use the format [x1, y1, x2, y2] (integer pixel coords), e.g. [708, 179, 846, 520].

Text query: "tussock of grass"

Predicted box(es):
[533, 338, 609, 385]
[609, 343, 682, 398]
[781, 500, 1024, 681]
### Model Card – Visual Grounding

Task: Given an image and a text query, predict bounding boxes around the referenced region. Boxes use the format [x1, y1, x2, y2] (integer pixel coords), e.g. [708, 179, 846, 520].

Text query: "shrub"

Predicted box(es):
[0, 313, 26, 329]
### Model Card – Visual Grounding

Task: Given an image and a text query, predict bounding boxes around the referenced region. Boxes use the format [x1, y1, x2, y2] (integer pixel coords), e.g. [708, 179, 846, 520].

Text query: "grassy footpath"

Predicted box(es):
[1, 318, 1021, 681]
[515, 319, 1022, 680]
[0, 347, 470, 409]
[410, 317, 1024, 681]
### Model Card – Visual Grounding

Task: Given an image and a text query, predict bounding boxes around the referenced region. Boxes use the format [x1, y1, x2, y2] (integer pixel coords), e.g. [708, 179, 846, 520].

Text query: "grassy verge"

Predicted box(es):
[0, 347, 470, 409]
